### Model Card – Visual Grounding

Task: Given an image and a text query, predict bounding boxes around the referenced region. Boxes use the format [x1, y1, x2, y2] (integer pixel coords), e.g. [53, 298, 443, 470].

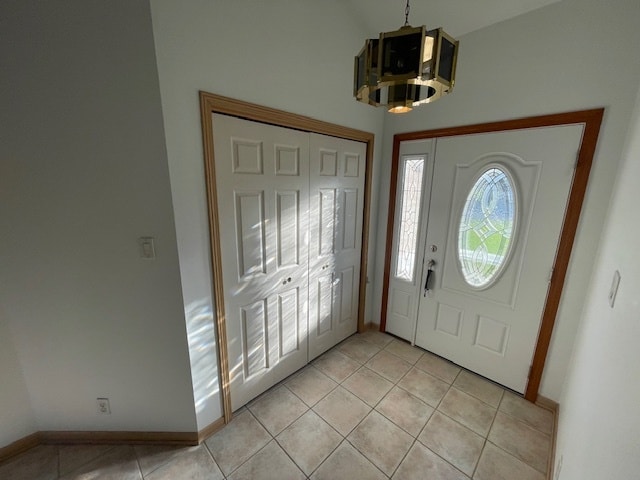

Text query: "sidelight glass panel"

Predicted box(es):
[458, 167, 516, 288]
[394, 156, 426, 282]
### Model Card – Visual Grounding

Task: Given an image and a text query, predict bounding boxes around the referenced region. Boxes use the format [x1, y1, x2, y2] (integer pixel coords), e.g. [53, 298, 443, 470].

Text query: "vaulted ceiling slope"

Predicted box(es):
[345, 0, 561, 37]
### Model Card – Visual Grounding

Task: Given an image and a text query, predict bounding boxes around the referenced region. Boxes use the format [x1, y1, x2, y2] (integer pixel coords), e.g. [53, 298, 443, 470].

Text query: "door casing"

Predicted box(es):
[380, 109, 604, 402]
[199, 92, 375, 423]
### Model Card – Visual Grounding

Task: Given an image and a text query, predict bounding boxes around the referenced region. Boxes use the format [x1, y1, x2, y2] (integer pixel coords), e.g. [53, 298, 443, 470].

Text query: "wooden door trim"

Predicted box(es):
[199, 92, 375, 423]
[379, 108, 604, 402]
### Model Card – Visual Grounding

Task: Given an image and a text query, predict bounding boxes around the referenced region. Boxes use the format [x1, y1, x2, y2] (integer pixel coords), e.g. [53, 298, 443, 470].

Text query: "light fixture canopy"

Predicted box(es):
[353, 4, 459, 113]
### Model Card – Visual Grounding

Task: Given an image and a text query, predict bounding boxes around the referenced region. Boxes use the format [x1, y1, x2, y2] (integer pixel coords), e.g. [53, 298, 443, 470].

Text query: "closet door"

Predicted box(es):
[213, 113, 309, 410]
[308, 134, 366, 359]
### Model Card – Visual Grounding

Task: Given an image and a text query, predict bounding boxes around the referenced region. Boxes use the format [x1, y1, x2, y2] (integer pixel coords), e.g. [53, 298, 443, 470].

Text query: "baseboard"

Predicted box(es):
[39, 430, 199, 446]
[0, 432, 40, 464]
[535, 396, 559, 480]
[0, 424, 228, 465]
[197, 417, 226, 443]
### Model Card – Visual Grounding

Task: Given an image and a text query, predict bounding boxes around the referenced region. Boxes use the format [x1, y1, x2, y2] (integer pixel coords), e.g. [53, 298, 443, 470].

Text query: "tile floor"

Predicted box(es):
[0, 332, 554, 479]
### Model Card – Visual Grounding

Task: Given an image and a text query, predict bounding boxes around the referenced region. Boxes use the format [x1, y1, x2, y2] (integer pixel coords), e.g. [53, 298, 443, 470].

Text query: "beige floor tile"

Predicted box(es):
[312, 349, 361, 383]
[0, 445, 59, 480]
[337, 336, 381, 364]
[453, 371, 504, 408]
[384, 339, 424, 364]
[313, 386, 371, 436]
[488, 412, 550, 473]
[376, 386, 434, 437]
[366, 349, 412, 382]
[358, 330, 395, 347]
[247, 385, 308, 435]
[310, 441, 386, 480]
[228, 440, 305, 480]
[134, 444, 196, 476]
[342, 366, 394, 407]
[347, 410, 413, 476]
[419, 411, 484, 476]
[145, 445, 223, 480]
[58, 445, 114, 476]
[59, 445, 141, 480]
[285, 365, 337, 406]
[499, 391, 554, 435]
[205, 410, 272, 476]
[415, 351, 461, 384]
[438, 388, 497, 437]
[276, 410, 342, 475]
[397, 367, 450, 407]
[392, 442, 469, 480]
[474, 442, 545, 480]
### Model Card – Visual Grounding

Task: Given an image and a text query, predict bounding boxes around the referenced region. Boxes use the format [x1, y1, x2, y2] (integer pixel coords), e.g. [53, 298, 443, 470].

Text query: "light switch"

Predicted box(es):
[608, 270, 621, 308]
[139, 237, 156, 259]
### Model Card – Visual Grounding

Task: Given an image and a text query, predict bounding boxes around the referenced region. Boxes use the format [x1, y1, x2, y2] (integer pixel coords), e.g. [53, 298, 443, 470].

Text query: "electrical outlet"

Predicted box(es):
[97, 397, 111, 415]
[554, 455, 563, 480]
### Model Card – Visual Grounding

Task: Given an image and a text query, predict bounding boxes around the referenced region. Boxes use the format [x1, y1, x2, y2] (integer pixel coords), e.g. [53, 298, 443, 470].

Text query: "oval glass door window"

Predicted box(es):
[458, 166, 516, 288]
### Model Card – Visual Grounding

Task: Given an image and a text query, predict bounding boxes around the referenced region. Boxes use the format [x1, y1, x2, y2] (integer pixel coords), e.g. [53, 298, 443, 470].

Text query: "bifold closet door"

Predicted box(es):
[212, 114, 367, 409]
[308, 133, 366, 359]
[213, 113, 310, 410]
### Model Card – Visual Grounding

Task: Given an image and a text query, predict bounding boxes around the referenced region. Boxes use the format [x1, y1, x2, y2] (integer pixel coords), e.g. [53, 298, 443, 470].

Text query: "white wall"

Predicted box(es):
[554, 85, 640, 480]
[0, 0, 196, 439]
[0, 315, 35, 447]
[150, 0, 385, 427]
[372, 0, 640, 400]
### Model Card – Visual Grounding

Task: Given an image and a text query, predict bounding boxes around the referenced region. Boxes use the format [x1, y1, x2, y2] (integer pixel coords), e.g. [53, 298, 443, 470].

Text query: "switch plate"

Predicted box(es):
[139, 237, 156, 259]
[608, 270, 621, 308]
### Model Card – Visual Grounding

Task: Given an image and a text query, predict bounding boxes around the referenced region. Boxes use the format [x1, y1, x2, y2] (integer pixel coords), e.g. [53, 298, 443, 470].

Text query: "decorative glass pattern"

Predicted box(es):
[395, 156, 425, 282]
[458, 167, 516, 288]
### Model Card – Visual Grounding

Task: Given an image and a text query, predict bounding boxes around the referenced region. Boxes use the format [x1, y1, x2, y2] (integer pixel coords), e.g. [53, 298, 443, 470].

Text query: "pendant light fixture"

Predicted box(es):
[354, 0, 459, 113]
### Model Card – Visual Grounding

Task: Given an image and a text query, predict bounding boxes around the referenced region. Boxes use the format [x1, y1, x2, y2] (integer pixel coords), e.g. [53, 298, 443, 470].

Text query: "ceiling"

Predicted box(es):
[344, 0, 561, 37]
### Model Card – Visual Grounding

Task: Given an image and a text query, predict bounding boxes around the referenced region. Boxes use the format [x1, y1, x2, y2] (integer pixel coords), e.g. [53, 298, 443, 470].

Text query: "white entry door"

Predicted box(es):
[308, 134, 366, 359]
[213, 113, 310, 410]
[387, 125, 584, 393]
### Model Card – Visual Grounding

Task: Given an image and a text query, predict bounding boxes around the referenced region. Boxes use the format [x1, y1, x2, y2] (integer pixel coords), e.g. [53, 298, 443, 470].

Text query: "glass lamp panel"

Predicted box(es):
[381, 31, 423, 77]
[437, 36, 456, 83]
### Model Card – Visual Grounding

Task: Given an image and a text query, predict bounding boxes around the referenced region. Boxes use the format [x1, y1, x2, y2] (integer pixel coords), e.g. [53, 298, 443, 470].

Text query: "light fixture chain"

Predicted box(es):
[404, 0, 410, 26]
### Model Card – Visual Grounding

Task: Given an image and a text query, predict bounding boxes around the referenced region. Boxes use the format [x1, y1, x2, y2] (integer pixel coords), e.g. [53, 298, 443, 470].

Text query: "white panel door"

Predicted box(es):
[414, 125, 584, 393]
[385, 140, 435, 341]
[308, 133, 366, 359]
[213, 113, 309, 410]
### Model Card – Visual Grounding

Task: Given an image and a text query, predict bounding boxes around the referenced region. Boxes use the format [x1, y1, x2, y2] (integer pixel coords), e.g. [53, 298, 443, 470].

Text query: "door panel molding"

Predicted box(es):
[380, 109, 604, 402]
[200, 92, 374, 423]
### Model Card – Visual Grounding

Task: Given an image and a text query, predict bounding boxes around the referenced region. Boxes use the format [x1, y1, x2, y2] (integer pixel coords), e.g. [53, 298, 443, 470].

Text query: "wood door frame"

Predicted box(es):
[379, 109, 604, 402]
[199, 92, 375, 423]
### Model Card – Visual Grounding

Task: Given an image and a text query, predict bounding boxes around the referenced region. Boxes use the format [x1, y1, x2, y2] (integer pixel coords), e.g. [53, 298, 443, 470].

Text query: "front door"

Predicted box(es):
[387, 125, 584, 393]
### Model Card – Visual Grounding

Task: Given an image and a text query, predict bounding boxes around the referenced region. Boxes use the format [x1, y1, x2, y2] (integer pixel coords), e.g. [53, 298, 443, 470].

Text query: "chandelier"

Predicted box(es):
[353, 0, 459, 113]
